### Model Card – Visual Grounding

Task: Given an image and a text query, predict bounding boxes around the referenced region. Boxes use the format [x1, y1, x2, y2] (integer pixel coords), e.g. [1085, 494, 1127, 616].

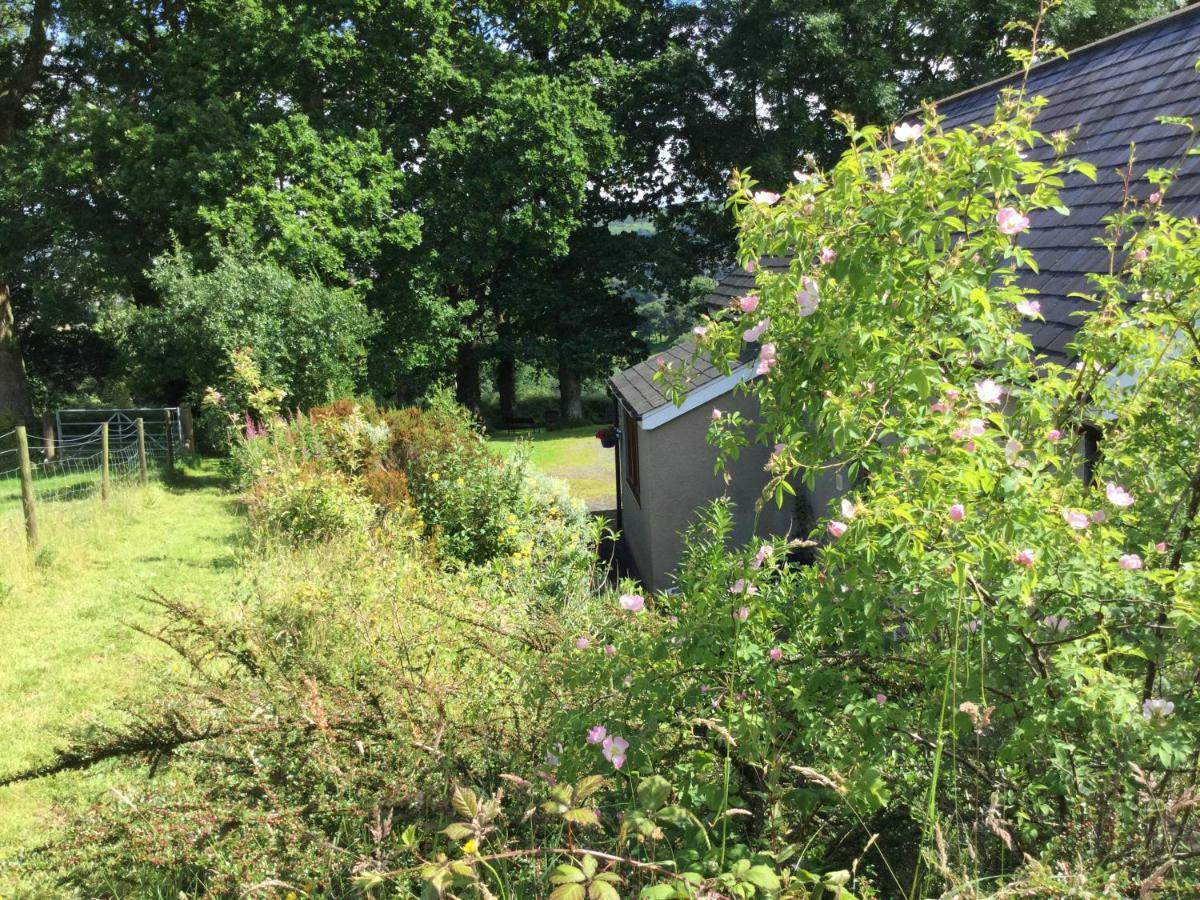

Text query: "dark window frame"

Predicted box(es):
[623, 407, 641, 503]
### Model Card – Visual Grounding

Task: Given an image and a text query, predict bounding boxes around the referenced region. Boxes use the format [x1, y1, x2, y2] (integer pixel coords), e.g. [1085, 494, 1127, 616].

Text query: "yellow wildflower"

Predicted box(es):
[462, 838, 478, 855]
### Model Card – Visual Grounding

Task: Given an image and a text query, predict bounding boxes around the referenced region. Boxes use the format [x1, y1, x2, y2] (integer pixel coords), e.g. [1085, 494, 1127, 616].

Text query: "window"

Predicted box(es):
[623, 408, 641, 502]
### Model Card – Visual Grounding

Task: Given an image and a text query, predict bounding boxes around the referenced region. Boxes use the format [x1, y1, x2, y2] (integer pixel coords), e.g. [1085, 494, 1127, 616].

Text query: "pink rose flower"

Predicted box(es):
[1016, 299, 1041, 317]
[1149, 191, 1162, 205]
[1015, 548, 1036, 567]
[1156, 541, 1168, 553]
[963, 440, 977, 453]
[996, 207, 1030, 235]
[587, 725, 607, 745]
[733, 605, 750, 621]
[601, 735, 629, 769]
[730, 580, 758, 597]
[819, 247, 837, 265]
[1042, 614, 1069, 633]
[1135, 247, 1149, 262]
[795, 277, 820, 316]
[968, 418, 987, 437]
[1106, 483, 1135, 508]
[828, 520, 848, 538]
[875, 693, 888, 704]
[1119, 553, 1143, 570]
[1062, 509, 1090, 530]
[619, 593, 646, 612]
[1048, 428, 1062, 442]
[737, 293, 759, 313]
[752, 544, 773, 569]
[948, 503, 965, 522]
[1091, 509, 1107, 524]
[769, 647, 782, 661]
[743, 318, 770, 342]
[755, 342, 778, 375]
[752, 190, 780, 206]
[711, 408, 722, 421]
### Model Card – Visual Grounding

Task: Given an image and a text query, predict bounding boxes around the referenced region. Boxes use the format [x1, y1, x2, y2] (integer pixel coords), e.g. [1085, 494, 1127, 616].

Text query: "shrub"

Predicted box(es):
[131, 245, 376, 451]
[247, 466, 375, 544]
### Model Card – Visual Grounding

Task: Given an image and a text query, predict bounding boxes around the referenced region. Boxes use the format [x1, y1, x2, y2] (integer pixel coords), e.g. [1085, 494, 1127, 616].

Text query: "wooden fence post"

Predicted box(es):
[100, 421, 110, 501]
[179, 403, 194, 453]
[15, 425, 37, 548]
[42, 413, 56, 461]
[164, 409, 175, 474]
[136, 417, 148, 486]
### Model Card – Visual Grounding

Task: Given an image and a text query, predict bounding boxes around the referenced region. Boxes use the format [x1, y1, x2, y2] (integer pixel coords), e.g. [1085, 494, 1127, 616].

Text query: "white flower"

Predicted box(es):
[975, 379, 1004, 406]
[894, 122, 923, 143]
[1143, 698, 1175, 721]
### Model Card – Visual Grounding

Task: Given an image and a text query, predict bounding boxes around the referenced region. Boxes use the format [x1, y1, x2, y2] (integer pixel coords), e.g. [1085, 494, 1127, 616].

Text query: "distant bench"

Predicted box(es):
[501, 416, 539, 433]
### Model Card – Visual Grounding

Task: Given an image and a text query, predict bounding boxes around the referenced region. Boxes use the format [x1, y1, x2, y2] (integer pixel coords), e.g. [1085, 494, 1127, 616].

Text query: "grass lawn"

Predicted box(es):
[489, 425, 615, 509]
[0, 461, 242, 880]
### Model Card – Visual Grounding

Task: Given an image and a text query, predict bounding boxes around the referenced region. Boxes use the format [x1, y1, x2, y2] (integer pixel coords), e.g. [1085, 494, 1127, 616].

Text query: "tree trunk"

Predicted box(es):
[496, 353, 517, 421]
[455, 341, 482, 415]
[0, 0, 52, 147]
[0, 283, 33, 426]
[558, 361, 583, 424]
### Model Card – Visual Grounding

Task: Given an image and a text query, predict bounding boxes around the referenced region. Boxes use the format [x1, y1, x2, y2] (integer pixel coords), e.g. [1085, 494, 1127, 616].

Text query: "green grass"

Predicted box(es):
[489, 425, 615, 509]
[0, 461, 243, 876]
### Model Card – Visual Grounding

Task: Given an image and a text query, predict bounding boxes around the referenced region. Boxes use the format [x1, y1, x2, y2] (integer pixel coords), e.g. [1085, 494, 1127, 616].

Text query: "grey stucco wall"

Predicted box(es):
[622, 389, 814, 592]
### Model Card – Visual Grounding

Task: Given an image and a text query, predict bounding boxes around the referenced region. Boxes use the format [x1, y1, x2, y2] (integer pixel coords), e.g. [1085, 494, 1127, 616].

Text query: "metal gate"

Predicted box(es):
[53, 407, 183, 462]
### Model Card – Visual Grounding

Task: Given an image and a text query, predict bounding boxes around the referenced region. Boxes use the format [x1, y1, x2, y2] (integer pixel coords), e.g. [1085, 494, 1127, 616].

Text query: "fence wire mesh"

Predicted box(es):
[0, 411, 174, 515]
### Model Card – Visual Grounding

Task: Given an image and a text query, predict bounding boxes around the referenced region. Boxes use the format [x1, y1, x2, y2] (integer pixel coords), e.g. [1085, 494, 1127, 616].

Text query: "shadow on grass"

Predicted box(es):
[486, 424, 605, 444]
[162, 457, 231, 492]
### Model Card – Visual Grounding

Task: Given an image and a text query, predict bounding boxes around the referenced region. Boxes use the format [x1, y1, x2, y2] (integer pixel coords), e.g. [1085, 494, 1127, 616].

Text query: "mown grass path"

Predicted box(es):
[0, 465, 242, 870]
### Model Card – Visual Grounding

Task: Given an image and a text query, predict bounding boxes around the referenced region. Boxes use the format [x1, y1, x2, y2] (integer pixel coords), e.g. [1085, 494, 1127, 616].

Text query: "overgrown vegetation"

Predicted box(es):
[6, 10, 1200, 898]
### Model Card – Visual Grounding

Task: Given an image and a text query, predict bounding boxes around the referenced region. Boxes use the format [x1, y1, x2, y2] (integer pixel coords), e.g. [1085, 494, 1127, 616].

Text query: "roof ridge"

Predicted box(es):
[925, 2, 1200, 114]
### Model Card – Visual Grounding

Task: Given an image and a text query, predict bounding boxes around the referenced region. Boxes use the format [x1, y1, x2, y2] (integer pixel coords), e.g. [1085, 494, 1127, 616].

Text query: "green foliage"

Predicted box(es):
[131, 245, 376, 431]
[639, 63, 1200, 893]
[247, 466, 376, 545]
[26, 400, 610, 897]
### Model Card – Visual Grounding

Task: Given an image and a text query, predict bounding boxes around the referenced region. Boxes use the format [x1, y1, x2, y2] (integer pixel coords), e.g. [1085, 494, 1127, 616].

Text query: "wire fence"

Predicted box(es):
[0, 417, 172, 515]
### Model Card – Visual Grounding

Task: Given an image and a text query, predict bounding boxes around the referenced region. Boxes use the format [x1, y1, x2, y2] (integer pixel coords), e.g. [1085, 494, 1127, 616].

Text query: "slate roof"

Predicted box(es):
[934, 4, 1200, 361]
[608, 337, 755, 418]
[611, 5, 1200, 416]
[701, 256, 792, 309]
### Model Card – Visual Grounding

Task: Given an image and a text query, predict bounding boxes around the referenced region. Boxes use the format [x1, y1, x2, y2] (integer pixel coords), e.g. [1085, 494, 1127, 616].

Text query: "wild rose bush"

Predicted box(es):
[608, 84, 1200, 892]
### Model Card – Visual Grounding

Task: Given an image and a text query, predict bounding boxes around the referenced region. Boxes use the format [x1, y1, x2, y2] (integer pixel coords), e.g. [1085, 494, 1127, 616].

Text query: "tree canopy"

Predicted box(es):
[0, 0, 1183, 423]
